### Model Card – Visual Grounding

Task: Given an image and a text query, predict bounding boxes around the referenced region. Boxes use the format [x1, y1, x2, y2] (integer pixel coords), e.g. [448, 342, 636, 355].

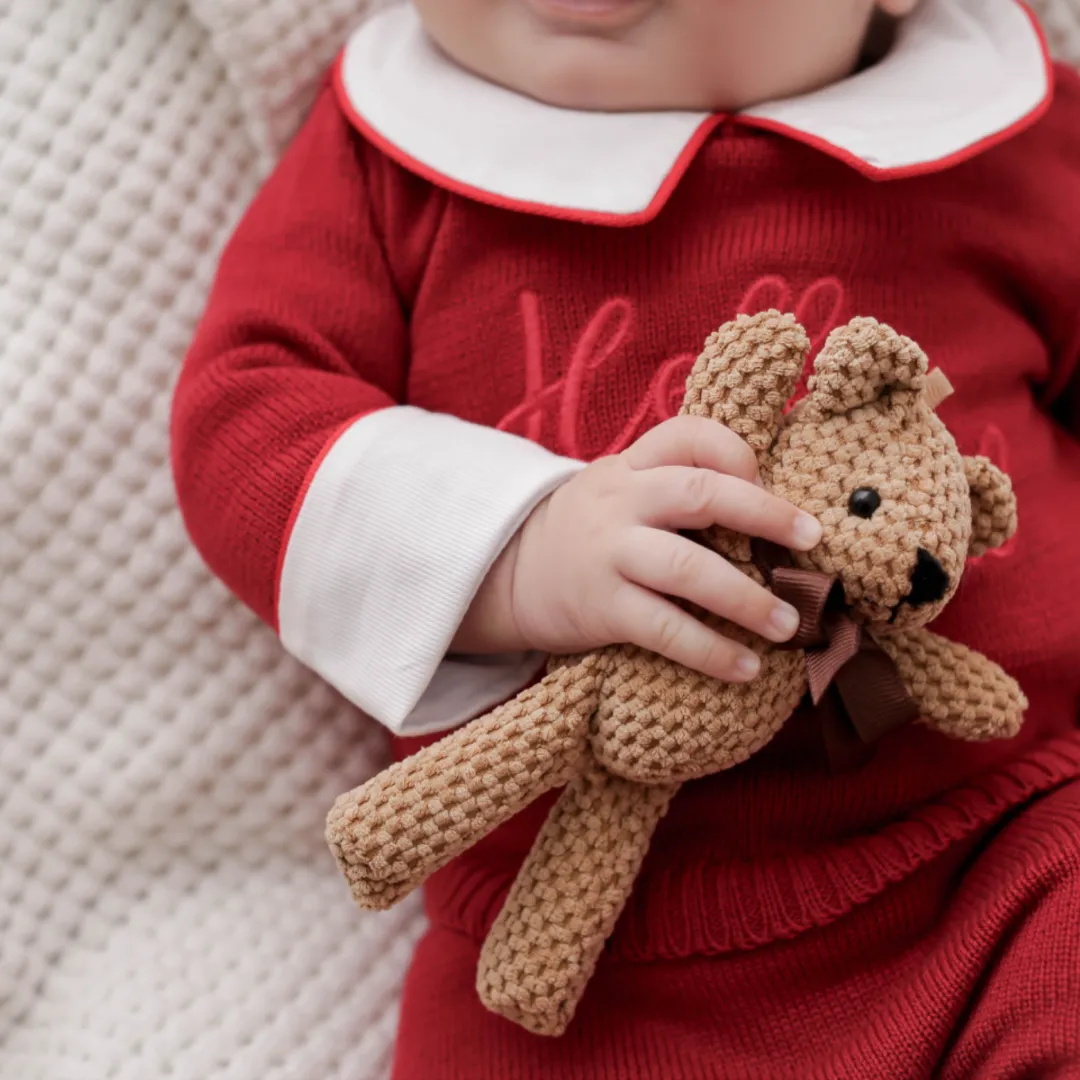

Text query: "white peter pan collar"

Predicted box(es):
[334, 0, 1053, 225]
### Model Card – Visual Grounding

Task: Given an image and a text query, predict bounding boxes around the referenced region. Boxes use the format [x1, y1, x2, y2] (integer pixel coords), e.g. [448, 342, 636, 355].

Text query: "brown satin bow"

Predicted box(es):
[751, 540, 921, 771]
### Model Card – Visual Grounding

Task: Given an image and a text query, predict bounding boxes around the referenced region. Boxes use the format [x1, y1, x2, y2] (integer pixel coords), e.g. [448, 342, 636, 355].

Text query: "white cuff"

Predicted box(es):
[276, 406, 583, 734]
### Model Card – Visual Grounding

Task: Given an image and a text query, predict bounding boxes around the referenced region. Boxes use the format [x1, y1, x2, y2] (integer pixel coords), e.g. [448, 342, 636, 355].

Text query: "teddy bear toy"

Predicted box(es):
[325, 311, 1027, 1037]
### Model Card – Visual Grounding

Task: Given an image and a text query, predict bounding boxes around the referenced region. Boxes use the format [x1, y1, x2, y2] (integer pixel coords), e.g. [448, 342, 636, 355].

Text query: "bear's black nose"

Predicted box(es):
[906, 548, 950, 608]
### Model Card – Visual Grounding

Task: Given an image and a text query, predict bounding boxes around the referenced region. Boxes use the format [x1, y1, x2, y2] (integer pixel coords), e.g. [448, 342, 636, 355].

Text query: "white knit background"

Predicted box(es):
[1, 2, 1078, 1078]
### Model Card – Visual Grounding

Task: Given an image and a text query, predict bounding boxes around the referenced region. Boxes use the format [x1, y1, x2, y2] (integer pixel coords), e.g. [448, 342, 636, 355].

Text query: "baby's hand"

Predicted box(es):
[456, 417, 822, 682]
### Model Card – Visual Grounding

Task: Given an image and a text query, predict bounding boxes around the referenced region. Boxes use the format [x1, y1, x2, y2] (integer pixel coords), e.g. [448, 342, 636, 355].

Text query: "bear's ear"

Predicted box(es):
[965, 456, 1018, 558]
[805, 317, 928, 418]
[681, 310, 809, 466]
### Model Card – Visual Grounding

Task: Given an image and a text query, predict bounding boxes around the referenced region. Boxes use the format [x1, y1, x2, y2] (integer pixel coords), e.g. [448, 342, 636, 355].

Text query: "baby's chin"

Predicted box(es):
[416, 0, 877, 114]
[479, 36, 752, 114]
[496, 67, 697, 114]
[451, 23, 858, 115]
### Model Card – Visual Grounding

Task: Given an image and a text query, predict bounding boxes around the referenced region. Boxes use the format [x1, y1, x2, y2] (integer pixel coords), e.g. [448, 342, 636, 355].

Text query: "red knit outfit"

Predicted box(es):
[172, 2, 1080, 1075]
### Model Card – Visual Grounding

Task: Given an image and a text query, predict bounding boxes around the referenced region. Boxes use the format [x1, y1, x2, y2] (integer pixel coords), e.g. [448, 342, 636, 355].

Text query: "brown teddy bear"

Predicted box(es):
[325, 311, 1027, 1038]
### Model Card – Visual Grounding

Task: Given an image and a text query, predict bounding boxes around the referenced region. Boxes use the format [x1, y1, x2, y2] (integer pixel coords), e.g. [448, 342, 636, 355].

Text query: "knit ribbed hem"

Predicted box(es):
[396, 780, 1080, 1080]
[424, 734, 1080, 961]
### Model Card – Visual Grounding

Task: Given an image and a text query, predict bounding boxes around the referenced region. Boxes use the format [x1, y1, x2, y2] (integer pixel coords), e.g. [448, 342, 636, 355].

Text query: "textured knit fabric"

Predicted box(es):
[5, 3, 1080, 1080]
[172, 49, 1080, 1077]
[394, 778, 1080, 1080]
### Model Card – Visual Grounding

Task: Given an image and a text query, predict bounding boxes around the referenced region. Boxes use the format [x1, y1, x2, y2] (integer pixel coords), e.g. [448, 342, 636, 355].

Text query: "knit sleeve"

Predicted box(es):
[171, 85, 580, 734]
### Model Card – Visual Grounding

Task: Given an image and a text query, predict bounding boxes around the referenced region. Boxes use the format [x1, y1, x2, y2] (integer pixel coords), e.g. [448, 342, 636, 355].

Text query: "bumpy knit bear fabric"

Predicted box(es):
[326, 311, 1028, 1037]
[4, 1, 1078, 1076]
[773, 319, 974, 630]
[964, 456, 1021, 558]
[878, 631, 1027, 741]
[327, 655, 601, 909]
[476, 763, 679, 1036]
[589, 637, 808, 784]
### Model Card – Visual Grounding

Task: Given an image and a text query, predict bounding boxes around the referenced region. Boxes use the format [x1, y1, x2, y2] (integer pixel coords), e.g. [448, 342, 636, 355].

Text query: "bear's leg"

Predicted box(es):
[326, 655, 603, 910]
[476, 761, 678, 1037]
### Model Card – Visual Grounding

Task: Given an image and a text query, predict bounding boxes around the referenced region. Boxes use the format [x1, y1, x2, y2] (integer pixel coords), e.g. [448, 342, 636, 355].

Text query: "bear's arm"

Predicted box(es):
[325, 654, 601, 910]
[874, 629, 1027, 742]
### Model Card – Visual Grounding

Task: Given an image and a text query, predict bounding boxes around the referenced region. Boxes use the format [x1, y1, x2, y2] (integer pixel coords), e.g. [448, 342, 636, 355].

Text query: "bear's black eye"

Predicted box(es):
[849, 488, 882, 519]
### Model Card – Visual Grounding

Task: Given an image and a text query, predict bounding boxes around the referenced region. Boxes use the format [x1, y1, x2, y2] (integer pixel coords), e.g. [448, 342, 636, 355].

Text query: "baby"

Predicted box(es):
[172, 0, 1080, 1077]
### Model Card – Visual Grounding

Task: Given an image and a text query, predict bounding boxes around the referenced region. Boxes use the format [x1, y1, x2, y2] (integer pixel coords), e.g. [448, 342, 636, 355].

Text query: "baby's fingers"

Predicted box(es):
[609, 583, 763, 684]
[622, 415, 760, 483]
[617, 528, 799, 644]
[636, 466, 821, 551]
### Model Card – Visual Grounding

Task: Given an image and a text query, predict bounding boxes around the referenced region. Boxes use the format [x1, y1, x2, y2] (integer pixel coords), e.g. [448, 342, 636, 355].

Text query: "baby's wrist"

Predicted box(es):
[451, 530, 530, 655]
